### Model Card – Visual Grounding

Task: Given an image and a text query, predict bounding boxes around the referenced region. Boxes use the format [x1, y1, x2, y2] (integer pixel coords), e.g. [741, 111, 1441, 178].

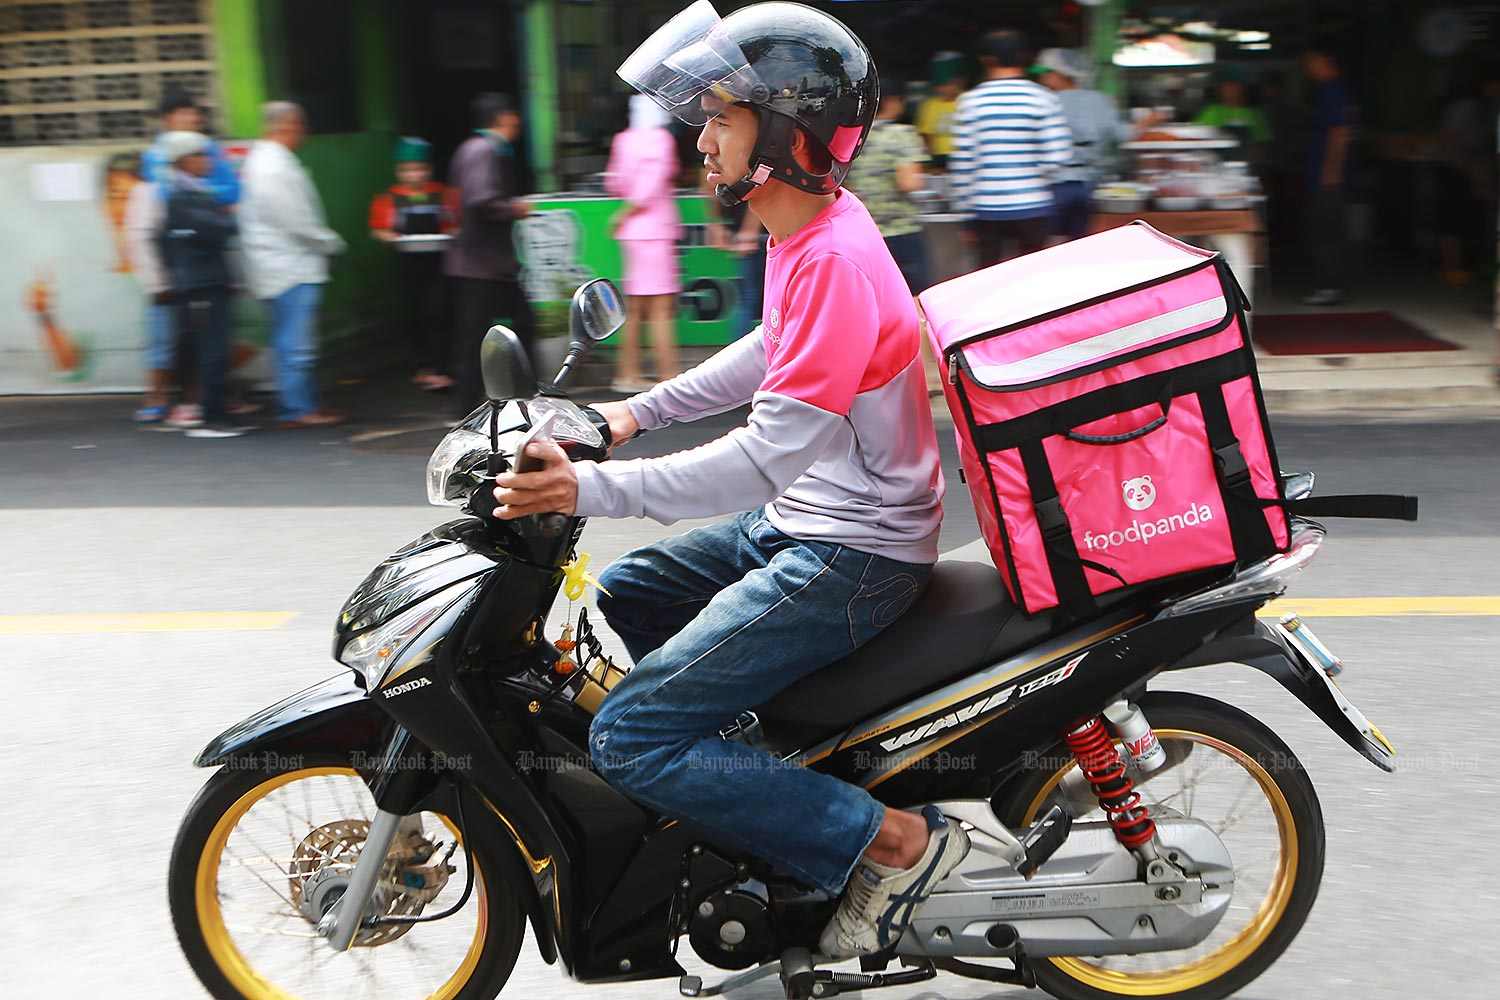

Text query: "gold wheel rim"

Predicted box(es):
[1022, 729, 1298, 996]
[194, 766, 488, 1000]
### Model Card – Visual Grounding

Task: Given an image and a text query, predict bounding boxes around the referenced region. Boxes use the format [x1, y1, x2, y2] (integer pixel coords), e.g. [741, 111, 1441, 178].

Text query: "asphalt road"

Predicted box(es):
[2, 384, 1497, 1000]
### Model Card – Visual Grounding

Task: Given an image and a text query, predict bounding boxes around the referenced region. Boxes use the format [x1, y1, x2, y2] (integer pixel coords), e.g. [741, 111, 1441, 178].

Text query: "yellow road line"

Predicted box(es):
[2, 598, 1495, 636]
[1259, 597, 1500, 618]
[0, 612, 299, 634]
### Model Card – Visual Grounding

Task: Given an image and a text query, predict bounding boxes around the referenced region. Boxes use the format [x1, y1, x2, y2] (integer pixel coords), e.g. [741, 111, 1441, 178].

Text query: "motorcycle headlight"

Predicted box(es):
[425, 402, 528, 506]
[337, 582, 471, 687]
[425, 428, 491, 506]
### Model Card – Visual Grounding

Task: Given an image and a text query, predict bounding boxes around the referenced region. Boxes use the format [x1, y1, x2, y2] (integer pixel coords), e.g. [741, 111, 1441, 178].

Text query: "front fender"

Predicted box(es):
[196, 672, 390, 767]
[1168, 617, 1396, 772]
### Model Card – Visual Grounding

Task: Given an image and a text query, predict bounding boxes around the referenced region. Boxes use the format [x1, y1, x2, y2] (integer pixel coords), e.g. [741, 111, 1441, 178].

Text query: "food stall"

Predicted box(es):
[1090, 125, 1263, 306]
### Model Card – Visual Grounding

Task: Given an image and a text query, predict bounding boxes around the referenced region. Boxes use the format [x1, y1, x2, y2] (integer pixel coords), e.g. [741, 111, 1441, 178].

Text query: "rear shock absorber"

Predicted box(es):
[1063, 716, 1156, 849]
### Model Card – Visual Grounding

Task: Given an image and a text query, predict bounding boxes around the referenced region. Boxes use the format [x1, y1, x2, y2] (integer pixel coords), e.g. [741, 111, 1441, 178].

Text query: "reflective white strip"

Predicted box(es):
[965, 297, 1227, 388]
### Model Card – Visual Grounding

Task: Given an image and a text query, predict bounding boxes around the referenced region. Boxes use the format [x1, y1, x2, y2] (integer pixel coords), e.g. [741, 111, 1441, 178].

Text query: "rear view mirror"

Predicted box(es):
[480, 325, 536, 402]
[570, 279, 626, 347]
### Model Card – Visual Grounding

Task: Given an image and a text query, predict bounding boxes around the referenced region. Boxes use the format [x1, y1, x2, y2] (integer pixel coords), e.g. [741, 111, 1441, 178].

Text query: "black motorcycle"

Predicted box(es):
[169, 278, 1411, 1000]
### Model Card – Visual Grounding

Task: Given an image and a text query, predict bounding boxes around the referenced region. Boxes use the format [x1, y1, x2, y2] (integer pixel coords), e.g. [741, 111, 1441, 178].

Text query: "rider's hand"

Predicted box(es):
[492, 441, 577, 519]
[588, 400, 639, 451]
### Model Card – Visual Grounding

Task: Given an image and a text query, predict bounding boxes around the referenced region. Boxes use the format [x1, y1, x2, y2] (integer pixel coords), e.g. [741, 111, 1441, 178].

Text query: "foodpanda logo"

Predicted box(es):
[1122, 475, 1157, 511]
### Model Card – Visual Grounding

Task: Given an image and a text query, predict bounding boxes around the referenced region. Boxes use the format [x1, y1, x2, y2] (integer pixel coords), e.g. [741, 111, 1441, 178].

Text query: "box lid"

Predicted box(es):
[918, 221, 1220, 354]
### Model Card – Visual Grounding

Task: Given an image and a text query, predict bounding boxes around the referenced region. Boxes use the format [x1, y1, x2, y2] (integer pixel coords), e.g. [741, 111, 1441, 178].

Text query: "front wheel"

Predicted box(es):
[168, 755, 524, 1000]
[992, 691, 1326, 1000]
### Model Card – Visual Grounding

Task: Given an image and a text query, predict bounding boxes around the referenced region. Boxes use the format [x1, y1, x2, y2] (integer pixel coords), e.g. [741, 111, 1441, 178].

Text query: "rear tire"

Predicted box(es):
[991, 692, 1325, 1000]
[169, 755, 524, 1000]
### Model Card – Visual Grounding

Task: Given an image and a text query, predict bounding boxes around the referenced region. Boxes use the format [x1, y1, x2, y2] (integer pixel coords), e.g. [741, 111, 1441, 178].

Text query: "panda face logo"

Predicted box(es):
[1122, 475, 1157, 512]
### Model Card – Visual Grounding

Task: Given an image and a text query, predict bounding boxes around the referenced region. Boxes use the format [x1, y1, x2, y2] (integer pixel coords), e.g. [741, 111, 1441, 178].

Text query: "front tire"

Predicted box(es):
[168, 755, 524, 1000]
[992, 691, 1325, 1000]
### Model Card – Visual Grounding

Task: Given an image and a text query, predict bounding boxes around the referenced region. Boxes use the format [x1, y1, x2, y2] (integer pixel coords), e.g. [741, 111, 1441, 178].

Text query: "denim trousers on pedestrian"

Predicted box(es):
[590, 508, 932, 894]
[143, 299, 178, 371]
[267, 282, 324, 421]
[178, 286, 231, 424]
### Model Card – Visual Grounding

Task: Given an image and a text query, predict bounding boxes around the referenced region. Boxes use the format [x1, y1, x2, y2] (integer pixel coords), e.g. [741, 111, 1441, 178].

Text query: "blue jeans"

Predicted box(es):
[1051, 181, 1093, 242]
[179, 287, 231, 424]
[590, 509, 932, 893]
[143, 299, 178, 371]
[266, 282, 324, 420]
[734, 238, 766, 338]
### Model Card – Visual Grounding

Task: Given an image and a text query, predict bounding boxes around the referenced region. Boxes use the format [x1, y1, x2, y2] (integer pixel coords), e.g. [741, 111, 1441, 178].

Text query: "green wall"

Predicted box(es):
[213, 0, 403, 359]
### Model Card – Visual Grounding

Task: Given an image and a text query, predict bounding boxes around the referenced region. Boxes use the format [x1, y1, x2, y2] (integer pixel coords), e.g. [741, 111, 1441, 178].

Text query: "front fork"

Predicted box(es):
[318, 726, 433, 951]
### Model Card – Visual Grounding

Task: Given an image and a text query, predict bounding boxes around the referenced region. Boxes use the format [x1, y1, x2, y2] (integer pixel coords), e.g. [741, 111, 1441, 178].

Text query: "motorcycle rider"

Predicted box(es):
[491, 1, 969, 958]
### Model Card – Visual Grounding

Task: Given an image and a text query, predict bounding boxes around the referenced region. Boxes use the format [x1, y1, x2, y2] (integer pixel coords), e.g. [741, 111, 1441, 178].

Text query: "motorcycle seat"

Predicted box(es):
[749, 541, 1192, 745]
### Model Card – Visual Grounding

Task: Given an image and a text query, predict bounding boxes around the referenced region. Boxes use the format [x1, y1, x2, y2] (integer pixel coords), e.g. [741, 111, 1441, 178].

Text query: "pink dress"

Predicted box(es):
[604, 126, 681, 296]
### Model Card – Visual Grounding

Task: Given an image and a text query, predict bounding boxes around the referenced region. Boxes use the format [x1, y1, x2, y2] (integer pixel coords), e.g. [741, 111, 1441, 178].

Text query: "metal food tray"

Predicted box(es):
[390, 234, 453, 253]
[1120, 139, 1239, 151]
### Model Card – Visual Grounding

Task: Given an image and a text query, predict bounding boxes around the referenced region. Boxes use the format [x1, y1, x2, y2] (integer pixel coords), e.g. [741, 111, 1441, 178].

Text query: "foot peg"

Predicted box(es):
[1015, 805, 1071, 879]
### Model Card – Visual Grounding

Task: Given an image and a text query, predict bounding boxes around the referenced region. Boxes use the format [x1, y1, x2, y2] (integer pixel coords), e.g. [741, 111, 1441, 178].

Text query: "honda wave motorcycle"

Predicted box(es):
[170, 278, 1414, 1000]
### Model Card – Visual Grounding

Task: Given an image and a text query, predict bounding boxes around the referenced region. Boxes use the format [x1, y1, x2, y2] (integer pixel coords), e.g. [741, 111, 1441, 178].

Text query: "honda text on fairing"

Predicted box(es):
[169, 277, 1412, 1000]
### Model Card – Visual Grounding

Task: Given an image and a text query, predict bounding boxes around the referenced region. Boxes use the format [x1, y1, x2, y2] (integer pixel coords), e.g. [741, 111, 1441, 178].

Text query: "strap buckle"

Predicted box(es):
[1035, 496, 1072, 542]
[1213, 441, 1251, 491]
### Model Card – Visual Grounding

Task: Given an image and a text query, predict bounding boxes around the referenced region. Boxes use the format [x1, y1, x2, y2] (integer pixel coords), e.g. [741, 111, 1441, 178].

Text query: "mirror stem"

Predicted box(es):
[552, 351, 583, 390]
[486, 403, 502, 476]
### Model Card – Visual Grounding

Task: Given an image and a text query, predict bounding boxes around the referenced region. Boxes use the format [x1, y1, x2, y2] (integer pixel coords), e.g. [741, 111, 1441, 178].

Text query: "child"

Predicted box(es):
[369, 137, 452, 390]
[158, 131, 243, 438]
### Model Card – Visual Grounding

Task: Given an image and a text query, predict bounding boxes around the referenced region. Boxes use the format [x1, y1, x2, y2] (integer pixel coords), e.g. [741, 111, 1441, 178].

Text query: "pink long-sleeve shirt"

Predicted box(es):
[604, 127, 681, 242]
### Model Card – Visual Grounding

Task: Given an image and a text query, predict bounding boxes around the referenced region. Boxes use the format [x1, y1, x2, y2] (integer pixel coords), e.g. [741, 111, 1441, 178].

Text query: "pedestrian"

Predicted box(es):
[1034, 47, 1136, 243]
[445, 92, 535, 416]
[131, 88, 240, 428]
[846, 77, 932, 294]
[142, 87, 240, 206]
[1193, 64, 1271, 164]
[497, 0, 963, 961]
[239, 101, 349, 428]
[1300, 44, 1356, 307]
[605, 94, 682, 392]
[156, 131, 243, 439]
[950, 30, 1072, 266]
[123, 154, 181, 426]
[369, 136, 454, 391]
[915, 51, 965, 171]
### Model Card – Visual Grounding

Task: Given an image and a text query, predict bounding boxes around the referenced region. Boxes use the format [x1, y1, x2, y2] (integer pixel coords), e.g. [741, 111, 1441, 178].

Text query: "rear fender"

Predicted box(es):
[1167, 617, 1395, 771]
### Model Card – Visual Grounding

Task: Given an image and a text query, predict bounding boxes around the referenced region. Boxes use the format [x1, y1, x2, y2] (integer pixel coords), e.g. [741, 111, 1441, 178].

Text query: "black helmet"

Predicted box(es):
[618, 0, 878, 206]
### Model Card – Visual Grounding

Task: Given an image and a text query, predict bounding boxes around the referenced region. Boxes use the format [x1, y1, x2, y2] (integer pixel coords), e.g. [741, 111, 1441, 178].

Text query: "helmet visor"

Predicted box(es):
[617, 0, 765, 126]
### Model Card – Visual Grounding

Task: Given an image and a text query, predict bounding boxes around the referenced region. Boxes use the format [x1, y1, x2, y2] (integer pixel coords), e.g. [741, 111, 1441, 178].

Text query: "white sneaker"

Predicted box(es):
[186, 423, 246, 439]
[818, 805, 970, 959]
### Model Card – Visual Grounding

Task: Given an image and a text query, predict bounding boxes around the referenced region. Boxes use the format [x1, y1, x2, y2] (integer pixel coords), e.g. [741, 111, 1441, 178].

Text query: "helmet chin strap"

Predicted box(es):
[715, 163, 772, 207]
[713, 106, 797, 208]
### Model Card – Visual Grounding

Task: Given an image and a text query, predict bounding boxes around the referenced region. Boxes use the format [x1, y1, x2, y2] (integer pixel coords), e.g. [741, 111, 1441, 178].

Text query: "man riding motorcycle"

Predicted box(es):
[489, 0, 970, 959]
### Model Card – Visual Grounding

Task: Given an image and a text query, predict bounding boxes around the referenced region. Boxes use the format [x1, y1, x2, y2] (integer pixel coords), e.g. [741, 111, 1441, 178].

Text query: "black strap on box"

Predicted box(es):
[1018, 440, 1127, 619]
[1196, 387, 1278, 560]
[1287, 494, 1419, 521]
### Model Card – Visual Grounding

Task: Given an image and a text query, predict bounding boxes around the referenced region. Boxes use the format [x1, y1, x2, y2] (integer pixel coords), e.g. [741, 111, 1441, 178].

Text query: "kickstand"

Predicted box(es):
[778, 948, 937, 999]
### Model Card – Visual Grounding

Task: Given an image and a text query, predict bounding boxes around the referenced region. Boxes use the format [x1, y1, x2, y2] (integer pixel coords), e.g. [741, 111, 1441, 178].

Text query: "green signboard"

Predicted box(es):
[516, 194, 744, 346]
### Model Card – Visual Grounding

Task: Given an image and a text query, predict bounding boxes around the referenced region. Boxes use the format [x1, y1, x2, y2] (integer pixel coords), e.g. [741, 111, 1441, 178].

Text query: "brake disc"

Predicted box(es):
[287, 820, 454, 946]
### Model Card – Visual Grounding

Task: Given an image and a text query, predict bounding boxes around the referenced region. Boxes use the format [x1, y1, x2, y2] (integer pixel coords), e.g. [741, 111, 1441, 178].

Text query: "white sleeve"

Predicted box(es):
[626, 328, 769, 431]
[574, 391, 842, 523]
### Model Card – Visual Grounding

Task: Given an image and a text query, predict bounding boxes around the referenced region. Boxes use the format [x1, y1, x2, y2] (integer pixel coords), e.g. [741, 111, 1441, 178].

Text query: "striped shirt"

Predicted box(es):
[949, 78, 1072, 219]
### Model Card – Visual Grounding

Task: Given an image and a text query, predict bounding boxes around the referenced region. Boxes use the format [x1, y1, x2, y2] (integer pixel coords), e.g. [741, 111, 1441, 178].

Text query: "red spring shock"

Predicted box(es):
[1062, 716, 1157, 849]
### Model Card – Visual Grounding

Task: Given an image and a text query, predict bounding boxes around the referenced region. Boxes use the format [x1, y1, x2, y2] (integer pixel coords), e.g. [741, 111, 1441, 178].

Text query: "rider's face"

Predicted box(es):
[697, 101, 757, 189]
